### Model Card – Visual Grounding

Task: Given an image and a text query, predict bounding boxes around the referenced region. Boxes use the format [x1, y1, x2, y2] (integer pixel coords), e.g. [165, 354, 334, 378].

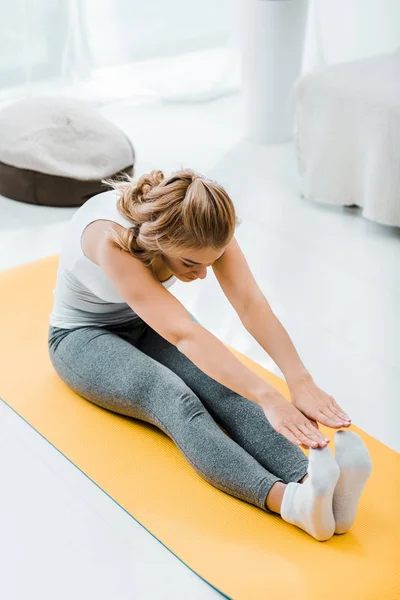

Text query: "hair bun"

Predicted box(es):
[132, 222, 141, 237]
[135, 170, 165, 202]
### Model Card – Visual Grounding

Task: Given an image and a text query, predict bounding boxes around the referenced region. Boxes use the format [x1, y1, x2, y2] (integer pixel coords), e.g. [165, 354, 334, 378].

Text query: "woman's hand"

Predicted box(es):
[289, 378, 351, 429]
[259, 393, 331, 449]
[288, 378, 351, 449]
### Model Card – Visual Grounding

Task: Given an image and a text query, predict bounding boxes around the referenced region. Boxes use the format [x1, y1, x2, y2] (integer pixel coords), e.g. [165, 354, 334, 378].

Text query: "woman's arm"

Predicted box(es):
[176, 322, 280, 406]
[241, 300, 312, 389]
[212, 235, 311, 387]
[99, 240, 329, 449]
[98, 241, 282, 407]
[177, 322, 331, 449]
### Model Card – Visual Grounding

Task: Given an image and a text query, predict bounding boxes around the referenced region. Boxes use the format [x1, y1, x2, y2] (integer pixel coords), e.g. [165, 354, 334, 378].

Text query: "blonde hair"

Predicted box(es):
[101, 168, 241, 268]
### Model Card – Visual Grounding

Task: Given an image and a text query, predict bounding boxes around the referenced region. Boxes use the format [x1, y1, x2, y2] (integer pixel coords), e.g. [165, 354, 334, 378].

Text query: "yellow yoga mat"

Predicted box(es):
[1, 255, 399, 599]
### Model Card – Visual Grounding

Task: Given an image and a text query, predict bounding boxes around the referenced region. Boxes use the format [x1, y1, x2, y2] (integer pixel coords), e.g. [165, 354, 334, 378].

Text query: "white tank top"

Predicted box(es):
[49, 189, 177, 329]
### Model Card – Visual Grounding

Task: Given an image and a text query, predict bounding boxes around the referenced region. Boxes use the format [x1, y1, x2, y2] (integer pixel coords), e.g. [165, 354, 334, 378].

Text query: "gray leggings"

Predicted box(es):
[48, 314, 309, 514]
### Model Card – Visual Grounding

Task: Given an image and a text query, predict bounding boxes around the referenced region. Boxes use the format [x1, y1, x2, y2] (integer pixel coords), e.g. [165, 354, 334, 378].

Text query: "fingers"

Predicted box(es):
[280, 425, 328, 449]
[329, 399, 351, 422]
[320, 399, 352, 426]
[315, 408, 351, 428]
[293, 422, 329, 448]
[281, 427, 305, 447]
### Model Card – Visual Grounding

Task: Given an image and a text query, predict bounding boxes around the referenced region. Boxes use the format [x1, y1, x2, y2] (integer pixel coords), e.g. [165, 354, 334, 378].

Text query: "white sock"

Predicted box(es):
[332, 430, 373, 534]
[280, 445, 340, 541]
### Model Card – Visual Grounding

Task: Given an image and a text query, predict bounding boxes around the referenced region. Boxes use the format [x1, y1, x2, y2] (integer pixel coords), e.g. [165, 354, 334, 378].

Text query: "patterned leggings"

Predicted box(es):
[48, 313, 309, 514]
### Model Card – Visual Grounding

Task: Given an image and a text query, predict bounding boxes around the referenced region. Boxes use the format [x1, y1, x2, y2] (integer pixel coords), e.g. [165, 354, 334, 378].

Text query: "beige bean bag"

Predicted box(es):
[0, 96, 135, 207]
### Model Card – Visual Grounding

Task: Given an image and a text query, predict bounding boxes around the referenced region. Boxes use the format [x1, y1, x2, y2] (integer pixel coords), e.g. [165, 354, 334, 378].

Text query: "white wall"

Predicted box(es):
[303, 0, 400, 73]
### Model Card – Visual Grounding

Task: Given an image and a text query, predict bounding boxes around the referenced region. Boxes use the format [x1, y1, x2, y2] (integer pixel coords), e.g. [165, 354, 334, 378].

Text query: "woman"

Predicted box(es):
[48, 168, 370, 542]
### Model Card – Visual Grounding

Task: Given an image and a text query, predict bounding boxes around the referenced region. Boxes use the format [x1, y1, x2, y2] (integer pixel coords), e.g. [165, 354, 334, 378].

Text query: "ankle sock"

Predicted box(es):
[332, 430, 373, 534]
[280, 445, 340, 541]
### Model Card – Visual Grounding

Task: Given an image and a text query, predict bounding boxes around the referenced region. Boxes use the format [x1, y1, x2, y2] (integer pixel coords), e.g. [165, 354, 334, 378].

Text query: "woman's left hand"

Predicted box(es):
[289, 378, 352, 438]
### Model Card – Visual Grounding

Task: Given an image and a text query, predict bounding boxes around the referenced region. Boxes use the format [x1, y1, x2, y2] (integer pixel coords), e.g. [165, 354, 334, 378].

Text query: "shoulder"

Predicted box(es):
[81, 220, 135, 267]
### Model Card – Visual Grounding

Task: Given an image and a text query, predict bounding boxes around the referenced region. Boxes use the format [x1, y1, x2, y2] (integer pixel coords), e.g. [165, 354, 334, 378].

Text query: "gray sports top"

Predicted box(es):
[49, 189, 177, 329]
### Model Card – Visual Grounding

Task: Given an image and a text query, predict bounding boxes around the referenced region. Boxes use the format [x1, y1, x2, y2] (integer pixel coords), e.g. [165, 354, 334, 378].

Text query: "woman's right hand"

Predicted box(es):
[260, 393, 330, 449]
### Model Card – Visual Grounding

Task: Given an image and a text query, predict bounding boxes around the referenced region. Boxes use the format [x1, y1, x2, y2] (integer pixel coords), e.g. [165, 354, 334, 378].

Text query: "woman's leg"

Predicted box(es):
[135, 316, 309, 486]
[48, 321, 285, 513]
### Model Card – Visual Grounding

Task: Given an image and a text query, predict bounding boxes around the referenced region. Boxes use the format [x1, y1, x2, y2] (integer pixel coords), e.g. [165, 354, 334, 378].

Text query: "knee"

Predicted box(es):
[169, 388, 206, 423]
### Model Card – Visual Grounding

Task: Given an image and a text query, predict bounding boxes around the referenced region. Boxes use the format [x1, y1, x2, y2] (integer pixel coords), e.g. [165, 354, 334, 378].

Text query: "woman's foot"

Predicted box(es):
[332, 430, 372, 534]
[280, 446, 340, 541]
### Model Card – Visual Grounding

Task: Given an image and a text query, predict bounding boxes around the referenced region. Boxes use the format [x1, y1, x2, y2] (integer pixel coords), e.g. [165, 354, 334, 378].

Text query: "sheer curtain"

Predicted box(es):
[0, 0, 399, 108]
[0, 0, 241, 108]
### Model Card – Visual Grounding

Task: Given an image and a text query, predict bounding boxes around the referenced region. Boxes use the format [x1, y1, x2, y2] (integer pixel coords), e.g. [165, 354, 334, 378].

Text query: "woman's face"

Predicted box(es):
[162, 246, 227, 282]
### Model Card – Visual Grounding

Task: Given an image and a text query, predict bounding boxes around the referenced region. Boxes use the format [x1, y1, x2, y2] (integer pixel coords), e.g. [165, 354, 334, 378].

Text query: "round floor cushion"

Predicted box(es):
[0, 96, 135, 207]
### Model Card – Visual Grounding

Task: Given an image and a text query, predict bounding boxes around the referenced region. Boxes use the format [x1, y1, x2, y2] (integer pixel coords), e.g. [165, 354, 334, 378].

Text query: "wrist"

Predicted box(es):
[255, 385, 284, 407]
[287, 371, 314, 390]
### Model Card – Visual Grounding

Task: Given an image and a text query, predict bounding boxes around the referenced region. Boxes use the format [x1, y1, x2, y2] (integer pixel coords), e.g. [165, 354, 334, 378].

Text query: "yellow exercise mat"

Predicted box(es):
[0, 255, 399, 600]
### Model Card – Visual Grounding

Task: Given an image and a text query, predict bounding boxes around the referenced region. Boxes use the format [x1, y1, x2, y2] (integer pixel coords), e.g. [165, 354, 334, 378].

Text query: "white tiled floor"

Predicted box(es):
[1, 91, 399, 599]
